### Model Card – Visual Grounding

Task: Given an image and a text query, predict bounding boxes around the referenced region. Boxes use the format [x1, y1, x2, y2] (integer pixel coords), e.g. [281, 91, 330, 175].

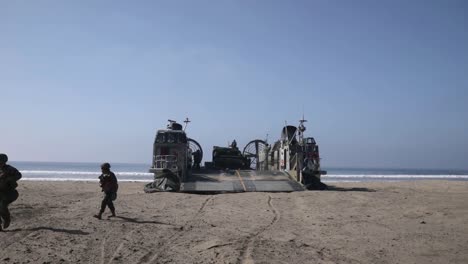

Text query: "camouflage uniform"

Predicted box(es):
[0, 164, 22, 230]
[95, 171, 118, 219]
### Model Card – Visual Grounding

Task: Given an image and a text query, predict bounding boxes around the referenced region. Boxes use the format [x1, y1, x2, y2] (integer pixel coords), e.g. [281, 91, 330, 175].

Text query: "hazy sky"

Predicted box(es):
[1, 0, 467, 169]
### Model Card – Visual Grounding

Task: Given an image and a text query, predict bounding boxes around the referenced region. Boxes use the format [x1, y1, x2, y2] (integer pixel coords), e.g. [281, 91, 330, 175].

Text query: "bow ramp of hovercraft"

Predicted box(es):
[181, 169, 305, 193]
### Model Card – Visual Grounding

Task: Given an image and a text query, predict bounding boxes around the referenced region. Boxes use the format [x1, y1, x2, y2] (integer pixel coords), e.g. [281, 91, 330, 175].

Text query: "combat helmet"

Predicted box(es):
[0, 153, 7, 163]
[101, 163, 111, 170]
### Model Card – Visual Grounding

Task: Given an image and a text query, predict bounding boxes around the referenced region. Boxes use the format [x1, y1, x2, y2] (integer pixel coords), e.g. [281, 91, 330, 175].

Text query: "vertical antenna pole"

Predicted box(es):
[183, 117, 191, 131]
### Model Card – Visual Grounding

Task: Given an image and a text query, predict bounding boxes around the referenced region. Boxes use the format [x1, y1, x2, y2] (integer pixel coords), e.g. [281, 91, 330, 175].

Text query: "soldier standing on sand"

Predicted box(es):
[0, 153, 22, 231]
[93, 163, 118, 220]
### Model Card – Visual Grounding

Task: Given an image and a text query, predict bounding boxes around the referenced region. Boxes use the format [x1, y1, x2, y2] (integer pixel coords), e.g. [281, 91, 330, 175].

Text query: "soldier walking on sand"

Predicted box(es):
[94, 163, 118, 220]
[0, 153, 22, 231]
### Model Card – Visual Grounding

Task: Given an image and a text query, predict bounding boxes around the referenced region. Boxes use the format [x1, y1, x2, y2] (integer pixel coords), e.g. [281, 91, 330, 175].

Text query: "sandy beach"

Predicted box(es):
[0, 180, 467, 264]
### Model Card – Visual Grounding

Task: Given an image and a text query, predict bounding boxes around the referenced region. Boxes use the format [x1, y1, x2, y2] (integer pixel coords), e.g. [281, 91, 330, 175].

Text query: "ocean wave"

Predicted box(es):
[18, 170, 468, 182]
[21, 177, 151, 182]
[20, 170, 153, 176]
[324, 174, 468, 179]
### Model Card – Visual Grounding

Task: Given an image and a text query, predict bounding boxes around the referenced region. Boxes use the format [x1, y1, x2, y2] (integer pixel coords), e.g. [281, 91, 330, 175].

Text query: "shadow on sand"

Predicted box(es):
[325, 185, 376, 192]
[7, 227, 89, 235]
[113, 216, 173, 226]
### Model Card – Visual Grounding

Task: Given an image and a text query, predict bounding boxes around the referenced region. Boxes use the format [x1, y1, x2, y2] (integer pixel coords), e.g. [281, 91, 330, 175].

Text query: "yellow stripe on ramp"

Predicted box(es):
[236, 170, 247, 192]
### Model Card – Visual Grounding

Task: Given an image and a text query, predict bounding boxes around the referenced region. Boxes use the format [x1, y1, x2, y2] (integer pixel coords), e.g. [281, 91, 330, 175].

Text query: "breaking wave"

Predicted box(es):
[20, 177, 151, 182]
[19, 170, 154, 182]
[324, 174, 468, 179]
[18, 170, 468, 182]
[20, 170, 153, 176]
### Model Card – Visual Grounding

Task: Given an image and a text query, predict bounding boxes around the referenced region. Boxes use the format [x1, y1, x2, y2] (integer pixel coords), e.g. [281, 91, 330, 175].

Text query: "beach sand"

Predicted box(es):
[1, 180, 467, 264]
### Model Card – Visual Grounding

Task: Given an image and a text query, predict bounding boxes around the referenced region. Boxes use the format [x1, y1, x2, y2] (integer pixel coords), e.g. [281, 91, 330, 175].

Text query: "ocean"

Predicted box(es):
[9, 161, 468, 183]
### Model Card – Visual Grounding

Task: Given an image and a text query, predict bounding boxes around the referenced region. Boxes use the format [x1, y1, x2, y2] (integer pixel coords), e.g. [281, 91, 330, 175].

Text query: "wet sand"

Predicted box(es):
[1, 180, 467, 264]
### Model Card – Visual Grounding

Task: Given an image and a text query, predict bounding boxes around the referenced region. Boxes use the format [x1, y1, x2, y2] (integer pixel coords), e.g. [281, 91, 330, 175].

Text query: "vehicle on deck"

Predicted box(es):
[211, 144, 250, 170]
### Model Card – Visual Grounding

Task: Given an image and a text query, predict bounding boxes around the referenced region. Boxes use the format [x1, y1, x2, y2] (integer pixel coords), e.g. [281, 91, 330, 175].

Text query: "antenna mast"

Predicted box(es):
[183, 117, 191, 131]
[298, 115, 307, 142]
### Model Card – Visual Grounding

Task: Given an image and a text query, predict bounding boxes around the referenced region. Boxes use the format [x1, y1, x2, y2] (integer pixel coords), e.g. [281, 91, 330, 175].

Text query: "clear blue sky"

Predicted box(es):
[1, 0, 467, 169]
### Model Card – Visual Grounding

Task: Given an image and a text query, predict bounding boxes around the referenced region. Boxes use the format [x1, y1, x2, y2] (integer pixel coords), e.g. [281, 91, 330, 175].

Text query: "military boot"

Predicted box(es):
[2, 215, 10, 229]
[93, 213, 102, 220]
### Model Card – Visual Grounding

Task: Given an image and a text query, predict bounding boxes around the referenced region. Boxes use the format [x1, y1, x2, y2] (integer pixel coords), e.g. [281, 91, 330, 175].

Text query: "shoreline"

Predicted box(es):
[17, 177, 468, 183]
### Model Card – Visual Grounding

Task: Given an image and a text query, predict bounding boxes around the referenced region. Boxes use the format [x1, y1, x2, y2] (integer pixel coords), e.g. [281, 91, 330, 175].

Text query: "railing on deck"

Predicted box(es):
[154, 155, 179, 171]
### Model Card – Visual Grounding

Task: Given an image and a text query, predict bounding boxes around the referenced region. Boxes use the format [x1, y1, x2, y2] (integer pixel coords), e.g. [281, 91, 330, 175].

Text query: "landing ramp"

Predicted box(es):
[181, 169, 305, 193]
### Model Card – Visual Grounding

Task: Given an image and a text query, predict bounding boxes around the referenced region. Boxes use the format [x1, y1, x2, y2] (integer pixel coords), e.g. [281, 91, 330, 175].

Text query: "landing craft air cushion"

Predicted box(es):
[144, 118, 326, 193]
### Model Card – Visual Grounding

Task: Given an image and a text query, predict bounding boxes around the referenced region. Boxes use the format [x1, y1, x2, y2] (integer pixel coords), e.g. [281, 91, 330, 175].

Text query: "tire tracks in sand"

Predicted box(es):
[105, 229, 137, 264]
[100, 237, 106, 264]
[140, 195, 215, 264]
[239, 194, 280, 264]
[0, 230, 37, 251]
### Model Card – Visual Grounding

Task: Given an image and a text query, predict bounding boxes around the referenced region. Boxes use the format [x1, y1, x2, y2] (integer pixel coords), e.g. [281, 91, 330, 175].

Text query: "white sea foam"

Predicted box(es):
[323, 174, 468, 179]
[18, 170, 468, 182]
[321, 180, 362, 183]
[20, 170, 153, 176]
[21, 177, 150, 182]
